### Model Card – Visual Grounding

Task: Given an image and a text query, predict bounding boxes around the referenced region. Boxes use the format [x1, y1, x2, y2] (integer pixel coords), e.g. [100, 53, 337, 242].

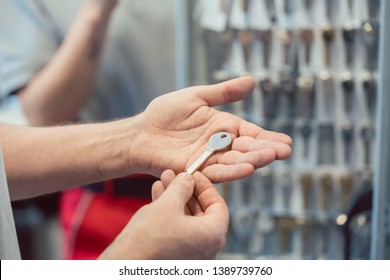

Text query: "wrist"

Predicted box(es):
[95, 117, 142, 179]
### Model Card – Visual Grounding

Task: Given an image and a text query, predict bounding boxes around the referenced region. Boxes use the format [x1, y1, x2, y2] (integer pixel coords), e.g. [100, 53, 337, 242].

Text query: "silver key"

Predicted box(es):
[186, 132, 232, 175]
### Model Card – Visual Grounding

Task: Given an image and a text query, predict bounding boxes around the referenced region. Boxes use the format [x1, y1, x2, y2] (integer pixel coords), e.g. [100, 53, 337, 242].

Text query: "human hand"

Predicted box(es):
[98, 170, 229, 259]
[128, 77, 292, 182]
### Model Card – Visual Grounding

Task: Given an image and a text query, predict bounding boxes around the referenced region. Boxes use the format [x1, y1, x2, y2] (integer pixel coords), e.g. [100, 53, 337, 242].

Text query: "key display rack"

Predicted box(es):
[175, 0, 390, 259]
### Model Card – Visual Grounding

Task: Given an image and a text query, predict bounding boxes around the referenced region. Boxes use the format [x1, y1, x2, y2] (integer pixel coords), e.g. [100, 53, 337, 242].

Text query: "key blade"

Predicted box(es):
[186, 147, 214, 175]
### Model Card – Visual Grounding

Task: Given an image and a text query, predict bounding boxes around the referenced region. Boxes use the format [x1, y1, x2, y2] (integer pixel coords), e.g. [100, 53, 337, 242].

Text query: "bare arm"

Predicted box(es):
[18, 0, 118, 126]
[0, 117, 137, 200]
[1, 77, 292, 201]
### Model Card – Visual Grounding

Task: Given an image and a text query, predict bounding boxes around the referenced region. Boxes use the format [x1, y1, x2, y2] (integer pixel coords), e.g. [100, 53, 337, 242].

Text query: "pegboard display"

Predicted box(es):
[184, 0, 381, 259]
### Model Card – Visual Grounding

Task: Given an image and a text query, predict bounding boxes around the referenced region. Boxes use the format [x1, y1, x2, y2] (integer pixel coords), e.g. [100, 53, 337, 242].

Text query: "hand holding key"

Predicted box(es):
[128, 77, 292, 182]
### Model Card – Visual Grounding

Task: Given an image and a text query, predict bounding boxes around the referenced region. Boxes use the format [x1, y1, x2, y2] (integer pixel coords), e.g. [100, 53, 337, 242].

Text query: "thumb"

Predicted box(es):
[160, 172, 195, 209]
[197, 76, 256, 106]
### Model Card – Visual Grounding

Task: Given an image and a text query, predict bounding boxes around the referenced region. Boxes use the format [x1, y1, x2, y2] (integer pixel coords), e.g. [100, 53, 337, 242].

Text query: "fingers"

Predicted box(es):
[197, 77, 256, 107]
[152, 170, 223, 216]
[158, 172, 195, 210]
[192, 172, 229, 225]
[202, 163, 255, 182]
[182, 172, 222, 217]
[237, 119, 293, 145]
[160, 170, 203, 215]
[151, 169, 176, 201]
[200, 136, 291, 182]
[199, 136, 291, 182]
[231, 136, 292, 160]
[186, 194, 204, 216]
[161, 169, 176, 186]
[201, 146, 289, 182]
[151, 170, 228, 237]
[151, 180, 164, 201]
[256, 130, 293, 146]
[190, 172, 228, 218]
[192, 172, 223, 203]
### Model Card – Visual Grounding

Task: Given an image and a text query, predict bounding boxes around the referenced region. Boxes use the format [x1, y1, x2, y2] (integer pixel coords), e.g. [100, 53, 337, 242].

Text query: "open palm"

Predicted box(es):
[129, 77, 292, 182]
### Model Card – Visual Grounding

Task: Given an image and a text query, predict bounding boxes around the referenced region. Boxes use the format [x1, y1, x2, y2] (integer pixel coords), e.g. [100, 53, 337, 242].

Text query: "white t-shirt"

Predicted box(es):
[0, 0, 176, 122]
[0, 148, 21, 260]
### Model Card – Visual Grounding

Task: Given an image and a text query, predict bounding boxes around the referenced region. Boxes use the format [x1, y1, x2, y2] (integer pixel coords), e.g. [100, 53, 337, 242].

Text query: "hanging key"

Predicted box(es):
[217, 30, 232, 69]
[230, 180, 256, 251]
[341, 122, 354, 165]
[297, 73, 316, 120]
[220, 182, 231, 206]
[278, 122, 294, 165]
[341, 71, 355, 116]
[301, 220, 314, 259]
[300, 173, 313, 211]
[211, 30, 233, 83]
[319, 172, 333, 211]
[342, 27, 356, 68]
[187, 132, 232, 174]
[279, 29, 293, 69]
[229, 179, 252, 250]
[276, 217, 296, 255]
[360, 125, 374, 166]
[265, 0, 277, 23]
[300, 28, 314, 67]
[318, 123, 335, 165]
[361, 170, 373, 190]
[296, 216, 316, 259]
[241, 0, 249, 11]
[281, 171, 293, 213]
[284, 0, 294, 15]
[300, 123, 312, 160]
[340, 171, 353, 211]
[237, 29, 252, 70]
[280, 73, 296, 119]
[248, 212, 273, 255]
[322, 25, 335, 68]
[362, 20, 380, 71]
[324, 0, 335, 22]
[257, 29, 273, 69]
[362, 71, 377, 120]
[367, 0, 380, 19]
[303, 0, 314, 12]
[259, 77, 277, 120]
[320, 71, 335, 119]
[256, 167, 274, 210]
[251, 176, 265, 211]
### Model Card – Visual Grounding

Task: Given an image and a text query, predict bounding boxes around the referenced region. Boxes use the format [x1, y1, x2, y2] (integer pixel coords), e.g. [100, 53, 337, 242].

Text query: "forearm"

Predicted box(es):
[0, 116, 140, 200]
[19, 2, 115, 125]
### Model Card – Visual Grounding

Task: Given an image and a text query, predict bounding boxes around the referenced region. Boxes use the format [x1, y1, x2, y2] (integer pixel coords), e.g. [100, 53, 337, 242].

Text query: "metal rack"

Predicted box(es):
[175, 0, 390, 259]
[371, 0, 390, 260]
